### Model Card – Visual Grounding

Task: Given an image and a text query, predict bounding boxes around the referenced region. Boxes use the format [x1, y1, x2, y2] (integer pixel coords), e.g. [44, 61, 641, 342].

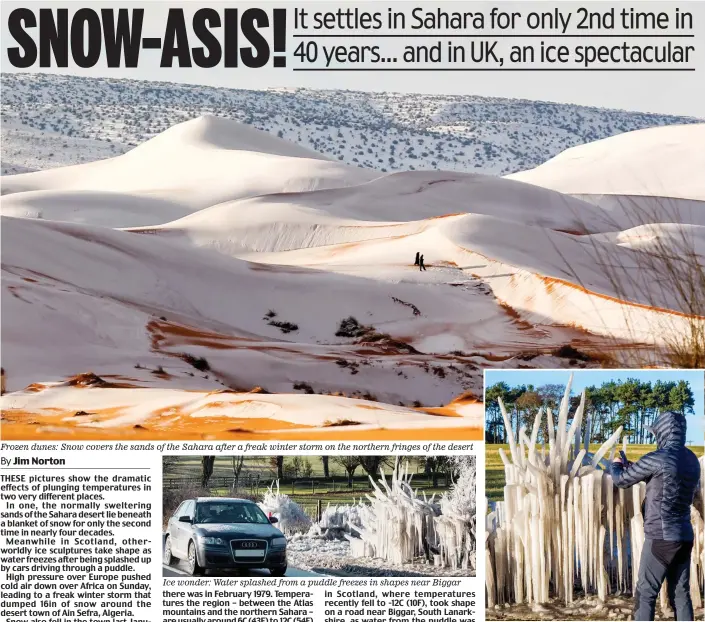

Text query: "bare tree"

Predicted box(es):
[269, 456, 284, 480]
[321, 456, 330, 478]
[231, 456, 245, 491]
[201, 456, 215, 488]
[331, 456, 361, 488]
[359, 456, 393, 478]
[423, 456, 451, 487]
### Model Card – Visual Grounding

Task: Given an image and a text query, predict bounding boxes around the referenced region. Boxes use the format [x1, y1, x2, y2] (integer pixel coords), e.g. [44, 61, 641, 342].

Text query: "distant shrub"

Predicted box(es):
[335, 316, 367, 338]
[293, 382, 314, 394]
[269, 320, 299, 334]
[182, 353, 210, 372]
[322, 419, 362, 427]
[432, 367, 446, 378]
[552, 345, 593, 362]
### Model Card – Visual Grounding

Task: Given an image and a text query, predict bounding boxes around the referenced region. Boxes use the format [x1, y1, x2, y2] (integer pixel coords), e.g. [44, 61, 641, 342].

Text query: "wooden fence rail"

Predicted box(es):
[163, 473, 449, 493]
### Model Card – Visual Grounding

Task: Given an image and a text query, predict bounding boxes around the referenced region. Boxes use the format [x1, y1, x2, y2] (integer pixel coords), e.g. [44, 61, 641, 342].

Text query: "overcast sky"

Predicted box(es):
[2, 0, 704, 117]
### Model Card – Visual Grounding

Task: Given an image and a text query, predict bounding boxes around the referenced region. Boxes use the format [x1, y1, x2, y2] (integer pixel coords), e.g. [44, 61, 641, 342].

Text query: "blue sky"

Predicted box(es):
[485, 369, 704, 445]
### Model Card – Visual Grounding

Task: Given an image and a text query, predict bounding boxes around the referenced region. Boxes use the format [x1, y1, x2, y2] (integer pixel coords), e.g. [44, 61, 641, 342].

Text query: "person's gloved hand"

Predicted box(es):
[612, 450, 631, 467]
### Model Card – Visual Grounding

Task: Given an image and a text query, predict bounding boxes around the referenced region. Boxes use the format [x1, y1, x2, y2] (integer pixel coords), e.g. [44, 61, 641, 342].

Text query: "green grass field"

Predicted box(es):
[163, 455, 450, 513]
[486, 443, 704, 501]
[165, 455, 372, 479]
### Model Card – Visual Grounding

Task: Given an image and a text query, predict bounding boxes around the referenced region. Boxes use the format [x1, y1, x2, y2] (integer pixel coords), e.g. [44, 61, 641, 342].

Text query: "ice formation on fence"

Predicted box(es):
[318, 504, 363, 533]
[486, 375, 705, 609]
[346, 457, 476, 571]
[258, 480, 311, 536]
[436, 456, 477, 571]
[256, 460, 476, 571]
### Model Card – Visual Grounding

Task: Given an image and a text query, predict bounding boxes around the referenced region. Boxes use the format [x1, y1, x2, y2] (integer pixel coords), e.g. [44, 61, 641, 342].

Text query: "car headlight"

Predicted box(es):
[270, 537, 287, 549]
[200, 536, 226, 546]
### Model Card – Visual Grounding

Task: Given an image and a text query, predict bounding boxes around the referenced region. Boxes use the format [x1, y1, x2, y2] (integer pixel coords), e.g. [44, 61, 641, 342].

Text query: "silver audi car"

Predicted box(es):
[164, 497, 287, 576]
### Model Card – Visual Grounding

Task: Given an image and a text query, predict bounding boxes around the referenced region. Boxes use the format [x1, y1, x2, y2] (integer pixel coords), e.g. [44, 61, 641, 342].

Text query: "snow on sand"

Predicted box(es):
[1, 383, 481, 441]
[2, 117, 702, 438]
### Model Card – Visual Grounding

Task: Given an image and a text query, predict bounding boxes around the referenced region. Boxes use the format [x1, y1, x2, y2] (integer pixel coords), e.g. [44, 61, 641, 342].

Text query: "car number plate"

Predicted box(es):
[234, 550, 265, 557]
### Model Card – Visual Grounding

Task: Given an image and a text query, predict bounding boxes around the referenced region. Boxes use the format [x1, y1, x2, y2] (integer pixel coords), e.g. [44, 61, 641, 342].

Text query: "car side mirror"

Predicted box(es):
[179, 515, 192, 523]
[269, 516, 279, 524]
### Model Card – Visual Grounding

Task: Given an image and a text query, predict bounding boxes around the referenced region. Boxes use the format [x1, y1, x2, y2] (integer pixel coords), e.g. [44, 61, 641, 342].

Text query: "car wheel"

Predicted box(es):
[163, 535, 178, 566]
[270, 566, 287, 577]
[187, 541, 204, 576]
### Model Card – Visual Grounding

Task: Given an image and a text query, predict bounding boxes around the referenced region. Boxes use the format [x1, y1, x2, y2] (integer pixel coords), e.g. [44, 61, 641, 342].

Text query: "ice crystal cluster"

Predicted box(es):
[486, 374, 705, 610]
[259, 458, 476, 571]
[348, 458, 476, 571]
[259, 480, 312, 536]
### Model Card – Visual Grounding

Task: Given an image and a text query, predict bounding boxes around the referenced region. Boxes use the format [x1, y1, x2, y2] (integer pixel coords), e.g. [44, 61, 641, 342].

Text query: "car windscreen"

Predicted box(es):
[195, 501, 270, 524]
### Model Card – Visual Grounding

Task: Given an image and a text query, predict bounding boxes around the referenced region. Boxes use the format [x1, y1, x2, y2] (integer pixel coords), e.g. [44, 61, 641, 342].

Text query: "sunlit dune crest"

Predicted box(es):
[2, 117, 702, 438]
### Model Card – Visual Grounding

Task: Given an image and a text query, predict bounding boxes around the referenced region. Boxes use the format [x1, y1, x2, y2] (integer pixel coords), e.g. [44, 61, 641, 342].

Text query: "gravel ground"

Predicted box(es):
[486, 594, 704, 620]
[287, 534, 475, 577]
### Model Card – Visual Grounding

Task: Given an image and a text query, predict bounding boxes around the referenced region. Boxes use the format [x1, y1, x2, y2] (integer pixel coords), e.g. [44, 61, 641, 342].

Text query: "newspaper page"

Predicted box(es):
[0, 2, 703, 622]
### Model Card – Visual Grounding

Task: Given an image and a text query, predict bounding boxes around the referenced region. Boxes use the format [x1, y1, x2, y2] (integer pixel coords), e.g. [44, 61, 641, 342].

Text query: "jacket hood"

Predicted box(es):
[648, 411, 687, 448]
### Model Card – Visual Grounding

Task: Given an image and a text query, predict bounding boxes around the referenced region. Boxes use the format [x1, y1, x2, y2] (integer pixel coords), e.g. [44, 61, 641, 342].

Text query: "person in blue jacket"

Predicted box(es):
[611, 410, 701, 621]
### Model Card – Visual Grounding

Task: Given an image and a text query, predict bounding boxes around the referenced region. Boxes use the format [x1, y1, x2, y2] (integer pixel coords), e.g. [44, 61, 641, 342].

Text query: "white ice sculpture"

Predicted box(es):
[485, 375, 705, 608]
[345, 457, 476, 571]
[436, 456, 477, 570]
[258, 480, 311, 536]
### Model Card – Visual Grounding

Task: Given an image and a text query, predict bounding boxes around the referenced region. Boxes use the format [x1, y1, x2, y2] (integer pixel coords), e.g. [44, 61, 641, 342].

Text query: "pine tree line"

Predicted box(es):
[485, 378, 696, 445]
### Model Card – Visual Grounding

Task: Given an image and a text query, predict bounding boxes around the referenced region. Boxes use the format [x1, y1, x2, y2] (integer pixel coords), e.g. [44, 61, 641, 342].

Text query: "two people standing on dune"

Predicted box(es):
[414, 252, 426, 271]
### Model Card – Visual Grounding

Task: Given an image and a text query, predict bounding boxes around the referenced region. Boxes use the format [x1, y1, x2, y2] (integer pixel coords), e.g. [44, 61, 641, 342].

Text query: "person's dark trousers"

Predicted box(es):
[634, 538, 693, 621]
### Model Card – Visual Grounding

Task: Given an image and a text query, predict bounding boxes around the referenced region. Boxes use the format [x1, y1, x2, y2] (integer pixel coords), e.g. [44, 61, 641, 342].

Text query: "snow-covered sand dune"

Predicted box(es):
[2, 117, 702, 439]
[1, 384, 480, 441]
[509, 123, 705, 237]
[509, 124, 705, 202]
[587, 222, 705, 256]
[129, 171, 613, 256]
[152, 169, 604, 226]
[0, 189, 192, 228]
[195, 169, 600, 227]
[2, 214, 576, 405]
[1, 116, 377, 211]
[145, 191, 688, 318]
[130, 200, 432, 255]
[242, 212, 700, 345]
